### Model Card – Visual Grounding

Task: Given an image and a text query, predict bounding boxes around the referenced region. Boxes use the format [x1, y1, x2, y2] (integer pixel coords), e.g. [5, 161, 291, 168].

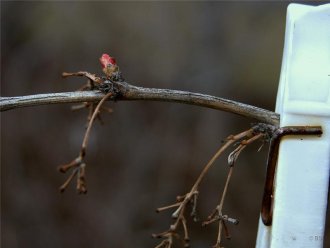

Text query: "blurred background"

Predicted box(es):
[1, 1, 328, 248]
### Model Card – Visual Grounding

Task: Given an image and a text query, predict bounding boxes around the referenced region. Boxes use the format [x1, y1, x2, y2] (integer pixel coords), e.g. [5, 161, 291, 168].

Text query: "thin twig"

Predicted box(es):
[156, 202, 182, 213]
[0, 84, 279, 126]
[58, 92, 113, 193]
[215, 167, 234, 246]
[205, 133, 264, 247]
[81, 92, 113, 155]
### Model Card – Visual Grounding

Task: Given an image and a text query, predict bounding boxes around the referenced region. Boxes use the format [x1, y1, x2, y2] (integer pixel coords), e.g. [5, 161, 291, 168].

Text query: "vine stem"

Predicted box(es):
[80, 92, 113, 156]
[57, 92, 113, 193]
[0, 82, 279, 126]
[214, 133, 264, 246]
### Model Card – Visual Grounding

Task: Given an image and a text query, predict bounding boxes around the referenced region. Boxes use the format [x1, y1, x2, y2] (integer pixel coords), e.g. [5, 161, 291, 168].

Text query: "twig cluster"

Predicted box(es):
[153, 124, 275, 247]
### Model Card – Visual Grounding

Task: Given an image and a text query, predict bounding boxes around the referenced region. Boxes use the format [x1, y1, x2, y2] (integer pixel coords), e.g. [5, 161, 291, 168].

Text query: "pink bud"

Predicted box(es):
[99, 54, 117, 68]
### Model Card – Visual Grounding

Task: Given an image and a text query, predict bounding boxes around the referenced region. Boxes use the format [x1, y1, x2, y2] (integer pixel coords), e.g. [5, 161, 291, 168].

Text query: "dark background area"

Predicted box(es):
[1, 1, 328, 248]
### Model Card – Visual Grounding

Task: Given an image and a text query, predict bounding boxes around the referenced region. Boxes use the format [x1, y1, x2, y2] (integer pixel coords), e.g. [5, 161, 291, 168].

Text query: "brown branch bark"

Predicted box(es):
[0, 82, 279, 126]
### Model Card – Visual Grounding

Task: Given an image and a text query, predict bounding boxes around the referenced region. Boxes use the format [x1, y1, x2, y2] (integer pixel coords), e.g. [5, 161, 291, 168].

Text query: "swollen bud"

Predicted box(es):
[99, 54, 116, 68]
[99, 53, 119, 78]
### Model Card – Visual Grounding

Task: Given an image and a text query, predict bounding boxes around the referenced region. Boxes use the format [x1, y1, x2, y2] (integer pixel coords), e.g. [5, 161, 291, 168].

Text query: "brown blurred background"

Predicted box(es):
[1, 1, 328, 248]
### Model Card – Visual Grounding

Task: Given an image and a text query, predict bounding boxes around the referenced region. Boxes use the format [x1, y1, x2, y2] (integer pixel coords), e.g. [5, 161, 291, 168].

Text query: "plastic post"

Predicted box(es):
[256, 3, 330, 248]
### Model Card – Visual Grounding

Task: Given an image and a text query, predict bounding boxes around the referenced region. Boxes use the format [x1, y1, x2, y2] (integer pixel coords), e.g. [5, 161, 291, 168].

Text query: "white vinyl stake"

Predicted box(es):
[256, 3, 330, 248]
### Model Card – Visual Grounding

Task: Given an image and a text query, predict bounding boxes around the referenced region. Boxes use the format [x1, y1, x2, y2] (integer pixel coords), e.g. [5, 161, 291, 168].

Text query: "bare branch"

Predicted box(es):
[0, 82, 279, 126]
[0, 91, 105, 111]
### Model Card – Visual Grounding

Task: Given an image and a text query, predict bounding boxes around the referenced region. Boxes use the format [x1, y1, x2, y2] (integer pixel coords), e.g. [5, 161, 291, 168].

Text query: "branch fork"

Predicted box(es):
[58, 156, 87, 194]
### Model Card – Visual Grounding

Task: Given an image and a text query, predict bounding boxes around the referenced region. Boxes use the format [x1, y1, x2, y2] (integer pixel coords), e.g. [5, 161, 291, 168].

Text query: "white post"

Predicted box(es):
[256, 3, 330, 248]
